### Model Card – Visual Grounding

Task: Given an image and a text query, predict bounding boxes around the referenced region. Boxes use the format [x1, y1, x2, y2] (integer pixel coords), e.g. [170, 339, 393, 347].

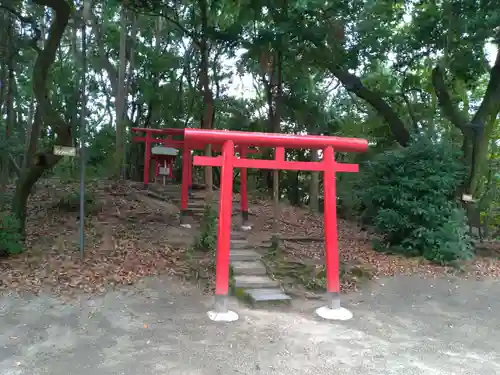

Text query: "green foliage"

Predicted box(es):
[195, 203, 218, 253]
[56, 188, 99, 215]
[359, 137, 473, 264]
[0, 212, 24, 256]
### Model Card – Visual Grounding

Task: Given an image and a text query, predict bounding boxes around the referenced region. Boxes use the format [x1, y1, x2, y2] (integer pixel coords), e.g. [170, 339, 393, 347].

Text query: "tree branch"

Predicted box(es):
[0, 3, 41, 51]
[401, 91, 419, 131]
[471, 48, 500, 127]
[29, 0, 73, 165]
[89, 17, 119, 93]
[431, 65, 468, 129]
[331, 67, 410, 146]
[8, 153, 20, 176]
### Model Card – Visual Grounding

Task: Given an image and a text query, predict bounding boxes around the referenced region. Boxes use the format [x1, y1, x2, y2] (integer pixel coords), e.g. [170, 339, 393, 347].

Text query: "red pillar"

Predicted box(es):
[240, 147, 249, 227]
[143, 131, 151, 188]
[322, 146, 340, 306]
[214, 140, 235, 312]
[189, 151, 193, 187]
[180, 147, 190, 226]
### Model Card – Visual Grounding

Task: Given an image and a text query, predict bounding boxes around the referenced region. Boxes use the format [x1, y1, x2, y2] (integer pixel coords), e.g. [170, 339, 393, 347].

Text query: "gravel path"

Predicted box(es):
[1, 274, 499, 375]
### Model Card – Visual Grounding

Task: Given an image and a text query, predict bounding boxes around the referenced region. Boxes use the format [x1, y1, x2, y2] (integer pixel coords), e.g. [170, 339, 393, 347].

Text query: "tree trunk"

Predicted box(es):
[271, 50, 283, 245]
[198, 0, 214, 197]
[123, 10, 137, 179]
[70, 19, 80, 176]
[0, 17, 14, 210]
[432, 50, 500, 198]
[115, 7, 127, 179]
[309, 148, 320, 211]
[12, 0, 72, 235]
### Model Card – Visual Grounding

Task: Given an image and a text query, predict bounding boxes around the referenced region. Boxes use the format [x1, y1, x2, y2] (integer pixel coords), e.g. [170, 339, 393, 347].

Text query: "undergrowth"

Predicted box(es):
[358, 137, 473, 265]
[0, 211, 23, 256]
[185, 202, 218, 291]
[194, 203, 218, 253]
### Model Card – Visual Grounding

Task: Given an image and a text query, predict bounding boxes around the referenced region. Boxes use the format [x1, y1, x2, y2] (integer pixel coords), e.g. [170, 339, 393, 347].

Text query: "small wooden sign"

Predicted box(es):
[461, 194, 474, 202]
[159, 167, 170, 175]
[53, 146, 77, 157]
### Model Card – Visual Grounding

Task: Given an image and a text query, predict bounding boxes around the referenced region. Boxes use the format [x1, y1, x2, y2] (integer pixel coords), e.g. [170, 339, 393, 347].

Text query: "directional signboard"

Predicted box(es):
[53, 146, 77, 157]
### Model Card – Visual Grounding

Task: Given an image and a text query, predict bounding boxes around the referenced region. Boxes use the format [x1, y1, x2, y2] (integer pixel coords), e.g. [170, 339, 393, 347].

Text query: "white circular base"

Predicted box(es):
[315, 306, 353, 321]
[180, 223, 191, 229]
[207, 310, 239, 322]
[241, 225, 252, 231]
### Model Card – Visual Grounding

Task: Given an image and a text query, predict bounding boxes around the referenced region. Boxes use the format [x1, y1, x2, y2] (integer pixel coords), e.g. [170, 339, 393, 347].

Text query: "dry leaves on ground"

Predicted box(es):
[1, 179, 191, 297]
[248, 200, 500, 292]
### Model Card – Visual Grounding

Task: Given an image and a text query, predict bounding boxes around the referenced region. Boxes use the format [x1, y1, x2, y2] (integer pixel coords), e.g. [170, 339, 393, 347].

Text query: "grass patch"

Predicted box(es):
[262, 244, 374, 292]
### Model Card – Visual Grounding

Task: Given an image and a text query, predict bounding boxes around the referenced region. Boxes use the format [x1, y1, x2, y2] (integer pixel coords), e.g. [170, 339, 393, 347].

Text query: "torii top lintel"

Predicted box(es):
[184, 129, 368, 153]
[131, 127, 259, 153]
[131, 127, 184, 136]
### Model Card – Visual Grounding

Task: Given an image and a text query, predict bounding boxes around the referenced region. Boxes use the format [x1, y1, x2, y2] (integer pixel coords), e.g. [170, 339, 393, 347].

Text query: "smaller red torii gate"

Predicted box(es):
[184, 129, 368, 322]
[131, 127, 258, 228]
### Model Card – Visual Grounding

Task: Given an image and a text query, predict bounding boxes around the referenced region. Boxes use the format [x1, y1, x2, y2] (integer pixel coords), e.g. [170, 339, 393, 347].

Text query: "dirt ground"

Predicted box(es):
[2, 179, 499, 297]
[1, 274, 500, 375]
[2, 179, 500, 374]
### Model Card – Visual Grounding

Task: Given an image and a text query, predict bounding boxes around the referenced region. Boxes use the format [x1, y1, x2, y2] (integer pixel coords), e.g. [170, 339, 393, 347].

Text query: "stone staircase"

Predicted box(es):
[230, 231, 291, 306]
[145, 183, 291, 307]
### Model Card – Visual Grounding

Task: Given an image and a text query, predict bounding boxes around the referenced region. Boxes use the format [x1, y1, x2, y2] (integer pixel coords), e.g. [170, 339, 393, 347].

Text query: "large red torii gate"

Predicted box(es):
[184, 129, 368, 322]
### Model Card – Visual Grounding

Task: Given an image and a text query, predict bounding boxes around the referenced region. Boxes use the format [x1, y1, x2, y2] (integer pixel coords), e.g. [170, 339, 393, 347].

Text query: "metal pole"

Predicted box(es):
[79, 5, 88, 258]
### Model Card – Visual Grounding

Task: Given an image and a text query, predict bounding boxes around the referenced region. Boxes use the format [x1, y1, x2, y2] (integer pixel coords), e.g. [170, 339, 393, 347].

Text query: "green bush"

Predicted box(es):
[56, 189, 98, 215]
[0, 212, 24, 256]
[358, 137, 473, 264]
[195, 203, 218, 252]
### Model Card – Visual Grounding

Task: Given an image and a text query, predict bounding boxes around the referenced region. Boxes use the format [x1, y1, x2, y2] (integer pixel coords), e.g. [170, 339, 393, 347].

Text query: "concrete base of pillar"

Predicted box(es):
[207, 310, 239, 322]
[315, 306, 353, 320]
[315, 292, 353, 321]
[241, 211, 252, 230]
[207, 295, 238, 322]
[180, 210, 191, 228]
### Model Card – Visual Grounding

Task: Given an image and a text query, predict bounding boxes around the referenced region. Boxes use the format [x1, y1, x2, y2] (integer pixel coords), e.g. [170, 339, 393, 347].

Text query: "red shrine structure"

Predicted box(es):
[183, 128, 368, 322]
[131, 127, 257, 227]
[151, 145, 178, 184]
[132, 127, 368, 322]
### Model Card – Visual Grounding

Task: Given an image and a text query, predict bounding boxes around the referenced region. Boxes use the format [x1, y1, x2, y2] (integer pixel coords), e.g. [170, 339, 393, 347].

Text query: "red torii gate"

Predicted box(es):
[184, 129, 368, 322]
[131, 127, 258, 228]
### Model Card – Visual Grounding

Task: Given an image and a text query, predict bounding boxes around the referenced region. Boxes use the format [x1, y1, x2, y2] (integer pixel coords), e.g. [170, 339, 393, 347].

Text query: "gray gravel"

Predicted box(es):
[1, 274, 499, 374]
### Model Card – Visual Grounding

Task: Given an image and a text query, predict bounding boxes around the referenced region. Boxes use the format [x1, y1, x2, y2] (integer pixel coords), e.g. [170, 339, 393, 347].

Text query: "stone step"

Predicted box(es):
[230, 240, 249, 249]
[188, 206, 205, 212]
[158, 188, 181, 193]
[230, 249, 261, 261]
[231, 261, 267, 276]
[233, 275, 280, 289]
[245, 288, 292, 304]
[231, 232, 246, 240]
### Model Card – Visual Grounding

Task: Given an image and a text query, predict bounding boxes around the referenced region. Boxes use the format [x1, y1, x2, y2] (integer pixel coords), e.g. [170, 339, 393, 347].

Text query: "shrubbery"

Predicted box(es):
[0, 212, 23, 256]
[195, 203, 218, 252]
[358, 137, 473, 264]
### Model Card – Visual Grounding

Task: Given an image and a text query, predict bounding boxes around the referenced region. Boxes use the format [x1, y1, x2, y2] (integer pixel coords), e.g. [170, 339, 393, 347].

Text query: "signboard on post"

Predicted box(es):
[53, 146, 77, 157]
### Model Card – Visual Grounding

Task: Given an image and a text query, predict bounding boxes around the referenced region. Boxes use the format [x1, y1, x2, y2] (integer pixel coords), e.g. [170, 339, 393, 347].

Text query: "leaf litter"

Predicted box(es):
[0, 178, 190, 298]
[248, 199, 500, 293]
[1, 180, 498, 298]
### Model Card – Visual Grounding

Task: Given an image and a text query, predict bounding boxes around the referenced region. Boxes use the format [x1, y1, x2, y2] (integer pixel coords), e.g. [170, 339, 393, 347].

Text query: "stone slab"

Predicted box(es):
[233, 275, 279, 289]
[231, 232, 246, 240]
[231, 261, 267, 276]
[230, 240, 249, 249]
[245, 288, 292, 303]
[230, 249, 261, 261]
